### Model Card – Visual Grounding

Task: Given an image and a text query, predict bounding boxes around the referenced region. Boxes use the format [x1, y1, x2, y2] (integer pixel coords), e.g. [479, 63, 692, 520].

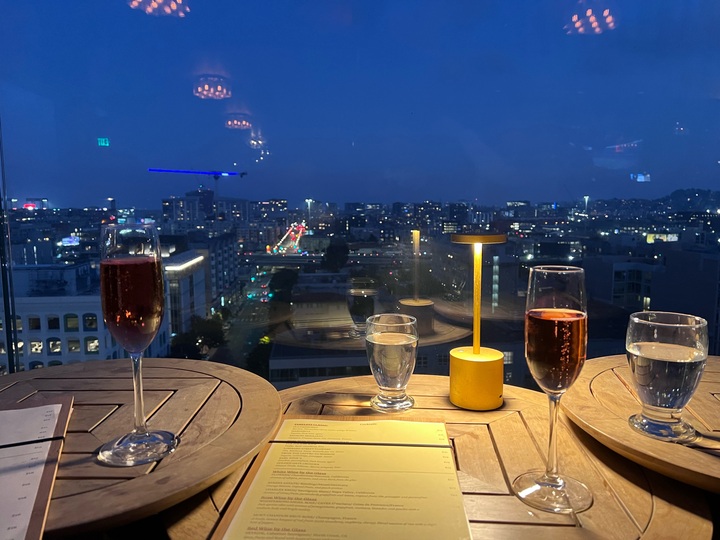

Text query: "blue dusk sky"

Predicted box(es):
[1, 1, 719, 209]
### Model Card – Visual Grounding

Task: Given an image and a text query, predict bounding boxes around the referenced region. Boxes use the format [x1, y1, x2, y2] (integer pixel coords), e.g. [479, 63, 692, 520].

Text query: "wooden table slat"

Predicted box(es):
[468, 522, 605, 539]
[147, 380, 223, 436]
[60, 429, 105, 454]
[155, 382, 241, 470]
[463, 494, 574, 524]
[490, 410, 547, 482]
[52, 478, 124, 500]
[284, 396, 324, 416]
[67, 404, 116, 432]
[452, 425, 508, 494]
[688, 380, 720, 431]
[89, 390, 174, 442]
[58, 452, 151, 479]
[567, 423, 653, 532]
[19, 377, 216, 392]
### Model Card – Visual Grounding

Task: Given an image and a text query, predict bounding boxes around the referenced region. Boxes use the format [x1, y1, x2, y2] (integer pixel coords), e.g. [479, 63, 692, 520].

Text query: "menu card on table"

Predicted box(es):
[214, 417, 471, 540]
[0, 395, 73, 540]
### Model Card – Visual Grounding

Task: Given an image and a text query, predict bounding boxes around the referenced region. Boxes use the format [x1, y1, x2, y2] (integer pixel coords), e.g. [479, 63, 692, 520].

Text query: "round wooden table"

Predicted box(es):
[0, 358, 282, 537]
[563, 354, 720, 493]
[272, 374, 714, 539]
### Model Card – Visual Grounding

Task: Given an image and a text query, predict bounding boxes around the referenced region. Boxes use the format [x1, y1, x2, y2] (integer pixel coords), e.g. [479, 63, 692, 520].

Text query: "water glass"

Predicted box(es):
[365, 314, 418, 412]
[626, 311, 708, 442]
[346, 278, 378, 338]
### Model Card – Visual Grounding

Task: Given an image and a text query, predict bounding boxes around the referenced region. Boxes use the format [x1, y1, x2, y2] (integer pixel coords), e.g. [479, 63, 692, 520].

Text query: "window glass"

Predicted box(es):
[2, 2, 720, 385]
[68, 339, 81, 353]
[48, 339, 62, 355]
[83, 313, 98, 331]
[30, 341, 43, 355]
[84, 337, 99, 354]
[47, 316, 61, 331]
[65, 315, 79, 332]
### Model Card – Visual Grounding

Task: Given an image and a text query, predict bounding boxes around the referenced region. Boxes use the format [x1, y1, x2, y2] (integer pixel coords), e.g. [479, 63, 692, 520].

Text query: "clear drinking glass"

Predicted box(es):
[346, 277, 378, 338]
[625, 311, 708, 442]
[97, 221, 179, 466]
[365, 313, 418, 412]
[512, 266, 592, 513]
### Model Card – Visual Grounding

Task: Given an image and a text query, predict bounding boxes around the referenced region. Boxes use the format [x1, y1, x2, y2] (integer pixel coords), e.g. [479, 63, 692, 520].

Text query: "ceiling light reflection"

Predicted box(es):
[128, 0, 190, 17]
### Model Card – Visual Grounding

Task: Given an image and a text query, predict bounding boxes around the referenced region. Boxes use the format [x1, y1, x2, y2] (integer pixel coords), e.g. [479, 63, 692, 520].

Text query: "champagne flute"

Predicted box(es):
[512, 265, 592, 513]
[97, 221, 179, 466]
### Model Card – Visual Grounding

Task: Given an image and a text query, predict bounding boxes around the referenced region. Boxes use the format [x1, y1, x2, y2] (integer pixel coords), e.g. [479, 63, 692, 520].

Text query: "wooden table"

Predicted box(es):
[564, 355, 720, 493]
[264, 375, 714, 539]
[0, 358, 282, 538]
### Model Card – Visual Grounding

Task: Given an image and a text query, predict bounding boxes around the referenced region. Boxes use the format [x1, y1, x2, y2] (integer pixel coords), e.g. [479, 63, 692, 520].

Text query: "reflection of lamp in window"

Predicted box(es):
[564, 0, 616, 35]
[193, 75, 231, 99]
[225, 112, 252, 130]
[128, 0, 190, 17]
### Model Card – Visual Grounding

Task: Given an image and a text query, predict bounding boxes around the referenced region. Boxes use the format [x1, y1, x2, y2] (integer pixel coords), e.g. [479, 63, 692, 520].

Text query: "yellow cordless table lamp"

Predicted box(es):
[449, 233, 507, 410]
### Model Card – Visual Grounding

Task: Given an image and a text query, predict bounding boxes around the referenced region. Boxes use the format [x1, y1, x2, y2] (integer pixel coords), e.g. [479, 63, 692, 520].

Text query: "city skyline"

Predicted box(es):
[2, 1, 720, 209]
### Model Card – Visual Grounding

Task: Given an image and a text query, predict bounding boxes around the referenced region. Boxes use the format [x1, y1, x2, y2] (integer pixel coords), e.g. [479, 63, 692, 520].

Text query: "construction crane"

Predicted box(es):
[148, 168, 247, 197]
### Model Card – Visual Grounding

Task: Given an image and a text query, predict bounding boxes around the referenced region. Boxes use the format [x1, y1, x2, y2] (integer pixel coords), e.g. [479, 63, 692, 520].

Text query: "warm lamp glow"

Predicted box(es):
[128, 0, 190, 17]
[193, 75, 231, 99]
[564, 0, 616, 35]
[451, 233, 507, 354]
[225, 112, 252, 130]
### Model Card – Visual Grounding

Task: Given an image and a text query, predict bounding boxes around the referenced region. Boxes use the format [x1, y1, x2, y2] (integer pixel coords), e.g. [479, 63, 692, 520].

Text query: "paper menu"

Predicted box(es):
[0, 397, 73, 540]
[0, 404, 64, 447]
[215, 418, 471, 540]
[274, 418, 451, 446]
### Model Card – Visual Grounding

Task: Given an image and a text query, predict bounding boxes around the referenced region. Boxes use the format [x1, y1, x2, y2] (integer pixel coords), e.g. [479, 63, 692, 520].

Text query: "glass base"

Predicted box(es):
[371, 393, 414, 413]
[97, 429, 179, 466]
[628, 413, 696, 442]
[348, 326, 366, 339]
[512, 470, 593, 514]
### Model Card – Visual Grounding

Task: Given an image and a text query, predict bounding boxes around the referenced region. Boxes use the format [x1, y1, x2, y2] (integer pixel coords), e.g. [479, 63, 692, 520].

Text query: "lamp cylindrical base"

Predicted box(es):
[398, 298, 434, 336]
[449, 346, 504, 410]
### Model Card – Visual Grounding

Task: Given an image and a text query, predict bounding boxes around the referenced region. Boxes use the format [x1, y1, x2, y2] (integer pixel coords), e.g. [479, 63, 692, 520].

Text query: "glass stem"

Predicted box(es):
[544, 394, 561, 486]
[130, 352, 148, 434]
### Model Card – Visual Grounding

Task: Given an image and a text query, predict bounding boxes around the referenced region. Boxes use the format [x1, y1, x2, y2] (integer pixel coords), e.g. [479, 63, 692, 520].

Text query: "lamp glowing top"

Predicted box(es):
[451, 233, 507, 245]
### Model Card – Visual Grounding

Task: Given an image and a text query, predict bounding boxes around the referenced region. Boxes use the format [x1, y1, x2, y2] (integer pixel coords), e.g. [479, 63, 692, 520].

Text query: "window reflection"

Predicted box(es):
[0, 2, 719, 387]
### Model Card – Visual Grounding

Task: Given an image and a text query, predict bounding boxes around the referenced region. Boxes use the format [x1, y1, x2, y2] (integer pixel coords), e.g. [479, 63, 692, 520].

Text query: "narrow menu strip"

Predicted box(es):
[0, 396, 73, 540]
[274, 418, 452, 446]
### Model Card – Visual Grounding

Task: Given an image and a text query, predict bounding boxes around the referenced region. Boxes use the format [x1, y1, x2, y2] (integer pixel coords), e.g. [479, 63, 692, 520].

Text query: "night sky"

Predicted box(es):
[1, 1, 719, 209]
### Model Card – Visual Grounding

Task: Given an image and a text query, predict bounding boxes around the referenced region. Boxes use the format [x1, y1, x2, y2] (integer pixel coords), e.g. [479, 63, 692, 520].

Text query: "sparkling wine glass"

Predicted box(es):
[97, 221, 179, 466]
[512, 266, 592, 513]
